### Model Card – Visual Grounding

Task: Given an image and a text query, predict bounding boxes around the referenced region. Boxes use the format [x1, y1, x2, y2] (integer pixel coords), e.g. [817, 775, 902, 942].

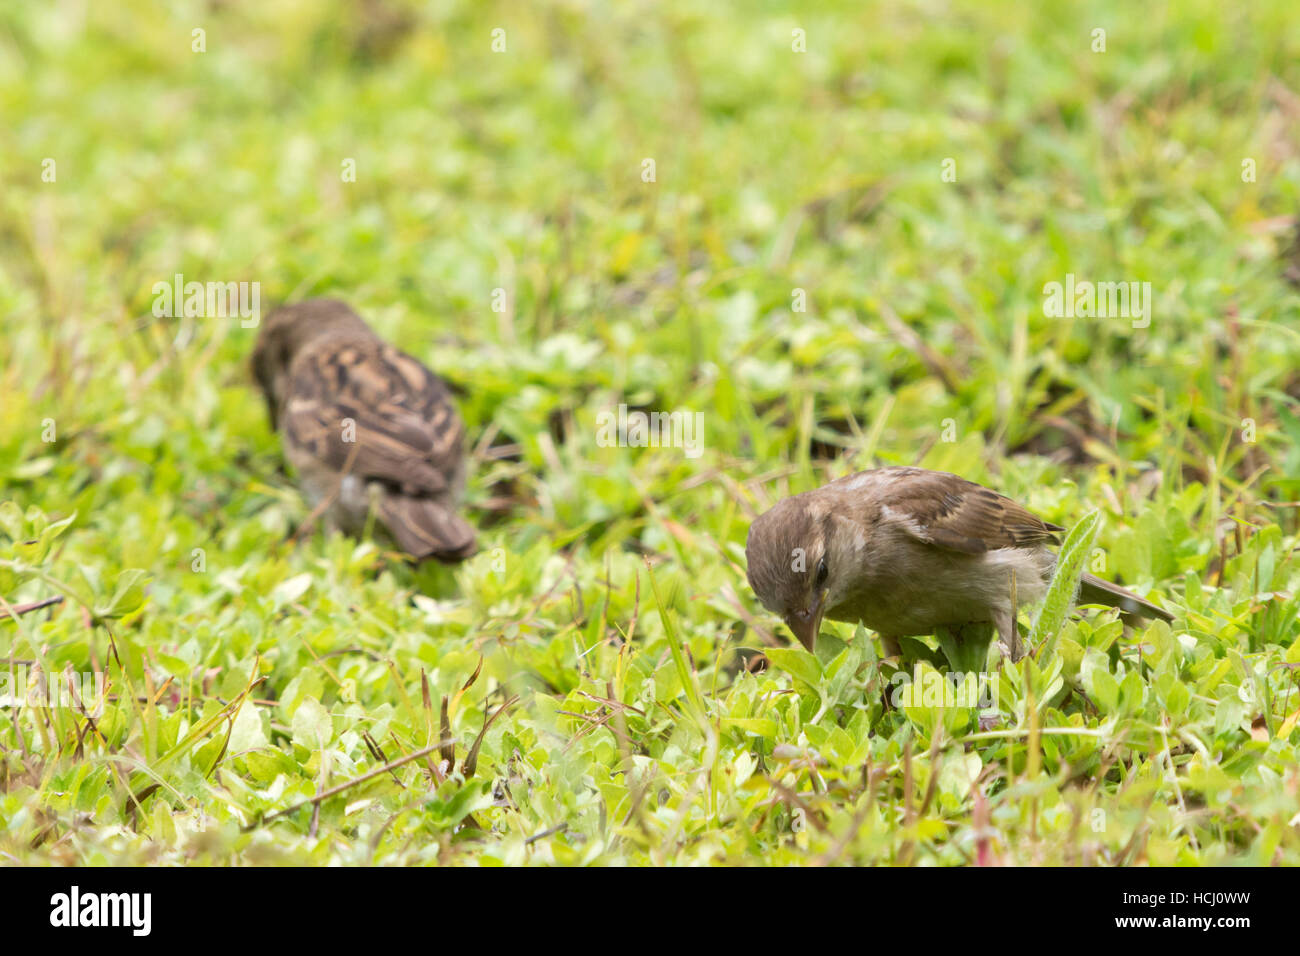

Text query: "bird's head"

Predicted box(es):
[745, 496, 847, 652]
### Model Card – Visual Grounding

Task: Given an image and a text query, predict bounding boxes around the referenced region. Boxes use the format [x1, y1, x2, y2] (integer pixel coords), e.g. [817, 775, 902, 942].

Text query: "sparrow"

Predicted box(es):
[251, 298, 476, 561]
[745, 466, 1172, 660]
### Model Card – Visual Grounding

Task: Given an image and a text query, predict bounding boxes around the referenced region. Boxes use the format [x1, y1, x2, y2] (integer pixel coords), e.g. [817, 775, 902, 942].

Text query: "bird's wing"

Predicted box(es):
[863, 467, 1062, 554]
[281, 332, 463, 496]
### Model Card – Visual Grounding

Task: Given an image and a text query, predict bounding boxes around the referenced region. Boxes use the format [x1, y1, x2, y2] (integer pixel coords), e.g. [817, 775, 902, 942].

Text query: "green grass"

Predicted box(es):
[2, 0, 1299, 865]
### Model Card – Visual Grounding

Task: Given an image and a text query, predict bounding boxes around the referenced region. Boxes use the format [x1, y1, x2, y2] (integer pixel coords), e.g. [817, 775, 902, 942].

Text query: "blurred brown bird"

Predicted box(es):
[745, 466, 1172, 659]
[251, 299, 476, 561]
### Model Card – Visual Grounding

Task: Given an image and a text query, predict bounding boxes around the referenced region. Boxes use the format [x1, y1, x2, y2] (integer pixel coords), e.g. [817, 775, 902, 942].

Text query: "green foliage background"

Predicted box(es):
[2, 0, 1299, 864]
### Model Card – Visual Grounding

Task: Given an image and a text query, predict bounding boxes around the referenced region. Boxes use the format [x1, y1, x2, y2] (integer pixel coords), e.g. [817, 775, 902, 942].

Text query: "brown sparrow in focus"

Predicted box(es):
[745, 466, 1172, 659]
[252, 299, 476, 561]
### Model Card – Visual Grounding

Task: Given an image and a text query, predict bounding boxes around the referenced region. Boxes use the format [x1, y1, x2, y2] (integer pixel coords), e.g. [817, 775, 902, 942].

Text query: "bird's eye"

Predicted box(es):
[815, 558, 828, 588]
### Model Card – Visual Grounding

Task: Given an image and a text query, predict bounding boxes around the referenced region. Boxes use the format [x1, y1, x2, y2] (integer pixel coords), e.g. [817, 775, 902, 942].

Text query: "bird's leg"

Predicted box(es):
[993, 608, 1022, 661]
[876, 643, 904, 714]
[291, 493, 336, 545]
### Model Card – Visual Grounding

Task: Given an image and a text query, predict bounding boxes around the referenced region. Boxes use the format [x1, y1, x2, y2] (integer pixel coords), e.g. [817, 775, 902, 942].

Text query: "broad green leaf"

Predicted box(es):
[95, 568, 149, 619]
[272, 572, 314, 606]
[721, 717, 778, 738]
[229, 699, 268, 752]
[764, 647, 823, 688]
[292, 696, 333, 750]
[1032, 509, 1101, 659]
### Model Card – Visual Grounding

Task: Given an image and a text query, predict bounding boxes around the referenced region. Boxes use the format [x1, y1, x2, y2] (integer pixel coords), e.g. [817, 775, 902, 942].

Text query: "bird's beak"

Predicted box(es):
[784, 590, 827, 652]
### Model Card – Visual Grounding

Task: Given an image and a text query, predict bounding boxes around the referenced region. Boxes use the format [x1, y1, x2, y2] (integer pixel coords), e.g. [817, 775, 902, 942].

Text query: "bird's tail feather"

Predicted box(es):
[379, 495, 477, 562]
[1078, 573, 1172, 623]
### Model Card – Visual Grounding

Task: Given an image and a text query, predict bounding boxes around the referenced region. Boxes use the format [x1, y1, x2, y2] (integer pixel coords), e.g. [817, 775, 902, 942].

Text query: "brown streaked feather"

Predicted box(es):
[379, 495, 477, 561]
[852, 467, 1061, 554]
[283, 332, 463, 495]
